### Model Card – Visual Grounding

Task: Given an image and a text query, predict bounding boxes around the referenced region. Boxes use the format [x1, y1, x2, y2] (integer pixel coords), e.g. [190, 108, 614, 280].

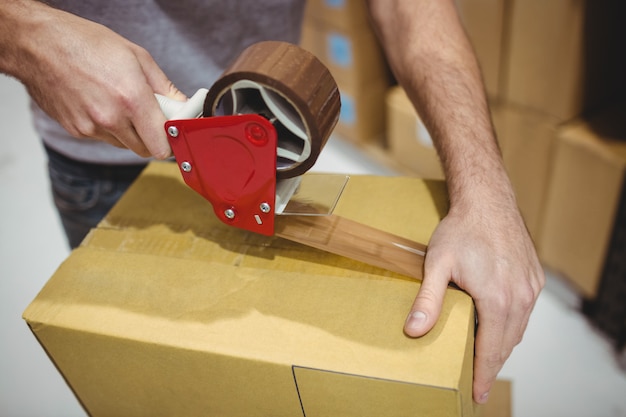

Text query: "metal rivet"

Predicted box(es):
[224, 209, 236, 219]
[260, 202, 271, 213]
[181, 161, 192, 172]
[168, 126, 179, 138]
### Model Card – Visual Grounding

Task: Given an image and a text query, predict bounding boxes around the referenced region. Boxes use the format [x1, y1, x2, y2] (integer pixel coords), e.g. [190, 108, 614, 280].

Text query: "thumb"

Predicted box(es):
[404, 259, 449, 337]
[160, 82, 187, 102]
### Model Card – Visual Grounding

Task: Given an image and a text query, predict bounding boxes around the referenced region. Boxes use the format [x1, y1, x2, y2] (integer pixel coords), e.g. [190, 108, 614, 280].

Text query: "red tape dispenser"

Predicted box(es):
[157, 41, 341, 236]
[165, 113, 278, 236]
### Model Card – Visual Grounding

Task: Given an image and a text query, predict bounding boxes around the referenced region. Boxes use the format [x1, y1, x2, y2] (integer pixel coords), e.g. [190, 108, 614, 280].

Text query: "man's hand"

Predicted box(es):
[366, 0, 545, 403]
[1, 0, 186, 159]
[404, 198, 544, 403]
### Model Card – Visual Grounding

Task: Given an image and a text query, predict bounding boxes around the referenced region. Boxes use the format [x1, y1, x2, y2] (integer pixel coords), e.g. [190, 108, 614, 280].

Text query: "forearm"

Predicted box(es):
[367, 0, 516, 212]
[0, 0, 49, 79]
[369, 1, 544, 405]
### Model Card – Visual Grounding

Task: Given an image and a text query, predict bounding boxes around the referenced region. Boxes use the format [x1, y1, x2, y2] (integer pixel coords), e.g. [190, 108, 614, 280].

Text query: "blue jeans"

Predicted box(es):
[45, 145, 146, 249]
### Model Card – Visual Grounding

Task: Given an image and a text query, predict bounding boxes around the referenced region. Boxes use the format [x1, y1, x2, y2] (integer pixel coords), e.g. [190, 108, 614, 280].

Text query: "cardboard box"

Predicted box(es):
[539, 106, 626, 298]
[334, 78, 388, 144]
[498, 104, 560, 241]
[385, 86, 444, 179]
[504, 1, 626, 121]
[304, 0, 371, 31]
[483, 379, 513, 417]
[300, 19, 392, 143]
[24, 162, 485, 417]
[455, 0, 509, 100]
[585, 174, 626, 348]
[300, 18, 391, 88]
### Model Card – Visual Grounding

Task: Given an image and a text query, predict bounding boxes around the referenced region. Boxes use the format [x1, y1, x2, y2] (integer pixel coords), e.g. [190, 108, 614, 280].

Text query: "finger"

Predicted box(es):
[97, 131, 130, 151]
[404, 255, 450, 337]
[472, 269, 540, 404]
[123, 45, 185, 158]
[72, 80, 169, 158]
[134, 45, 188, 102]
[161, 82, 188, 101]
[472, 300, 508, 404]
[105, 121, 152, 157]
[130, 97, 172, 159]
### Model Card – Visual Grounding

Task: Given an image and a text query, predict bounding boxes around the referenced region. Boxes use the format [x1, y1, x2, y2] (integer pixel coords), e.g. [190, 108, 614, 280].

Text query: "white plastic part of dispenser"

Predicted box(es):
[155, 88, 209, 120]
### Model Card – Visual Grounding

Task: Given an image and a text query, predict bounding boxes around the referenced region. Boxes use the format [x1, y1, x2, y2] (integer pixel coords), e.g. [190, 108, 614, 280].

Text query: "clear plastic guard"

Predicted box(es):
[276, 174, 349, 216]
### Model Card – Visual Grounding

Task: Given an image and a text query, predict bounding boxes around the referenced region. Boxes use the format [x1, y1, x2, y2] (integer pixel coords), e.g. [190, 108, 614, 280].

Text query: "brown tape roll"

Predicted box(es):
[204, 41, 341, 179]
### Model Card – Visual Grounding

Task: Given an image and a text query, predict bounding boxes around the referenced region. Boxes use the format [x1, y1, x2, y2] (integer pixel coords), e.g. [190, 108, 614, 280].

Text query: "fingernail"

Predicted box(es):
[479, 391, 490, 404]
[406, 311, 427, 330]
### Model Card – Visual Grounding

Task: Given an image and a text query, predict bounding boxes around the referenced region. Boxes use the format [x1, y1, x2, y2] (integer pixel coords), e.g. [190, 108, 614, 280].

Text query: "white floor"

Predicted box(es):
[1, 74, 625, 417]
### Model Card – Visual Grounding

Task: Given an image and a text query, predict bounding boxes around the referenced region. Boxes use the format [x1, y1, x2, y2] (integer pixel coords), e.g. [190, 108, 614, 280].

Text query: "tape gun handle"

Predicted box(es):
[155, 88, 209, 120]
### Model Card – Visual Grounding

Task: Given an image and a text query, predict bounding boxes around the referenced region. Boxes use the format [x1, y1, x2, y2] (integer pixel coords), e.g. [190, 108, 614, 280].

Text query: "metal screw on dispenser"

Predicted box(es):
[260, 202, 271, 213]
[224, 209, 236, 220]
[167, 126, 179, 138]
[181, 161, 192, 172]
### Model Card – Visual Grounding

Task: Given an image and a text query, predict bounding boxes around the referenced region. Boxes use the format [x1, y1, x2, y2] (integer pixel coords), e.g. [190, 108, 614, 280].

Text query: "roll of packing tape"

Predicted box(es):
[204, 41, 341, 179]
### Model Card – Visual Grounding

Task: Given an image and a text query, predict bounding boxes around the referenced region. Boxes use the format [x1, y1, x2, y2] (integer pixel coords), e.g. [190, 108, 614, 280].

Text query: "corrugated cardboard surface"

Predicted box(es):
[504, 1, 626, 121]
[300, 17, 390, 89]
[539, 107, 626, 298]
[334, 78, 389, 144]
[304, 0, 371, 32]
[456, 0, 509, 100]
[24, 162, 486, 417]
[586, 172, 626, 348]
[300, 18, 391, 144]
[498, 103, 560, 241]
[483, 379, 512, 417]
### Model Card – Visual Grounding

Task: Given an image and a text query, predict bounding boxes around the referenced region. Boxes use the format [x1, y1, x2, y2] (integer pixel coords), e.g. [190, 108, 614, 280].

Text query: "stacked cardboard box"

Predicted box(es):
[503, 1, 626, 121]
[385, 86, 444, 180]
[463, 0, 625, 245]
[498, 3, 626, 303]
[508, 2, 626, 306]
[25, 161, 507, 417]
[540, 105, 626, 349]
[586, 181, 626, 353]
[300, 0, 392, 144]
[493, 4, 626, 308]
[496, 104, 561, 240]
[455, 0, 509, 101]
[540, 106, 626, 298]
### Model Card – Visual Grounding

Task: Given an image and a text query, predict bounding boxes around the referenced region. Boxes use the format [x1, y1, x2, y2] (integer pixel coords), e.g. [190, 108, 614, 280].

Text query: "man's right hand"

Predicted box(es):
[0, 0, 187, 159]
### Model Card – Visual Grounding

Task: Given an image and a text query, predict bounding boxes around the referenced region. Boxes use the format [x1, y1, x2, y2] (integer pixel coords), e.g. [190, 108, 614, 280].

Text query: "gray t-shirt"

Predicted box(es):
[35, 0, 305, 164]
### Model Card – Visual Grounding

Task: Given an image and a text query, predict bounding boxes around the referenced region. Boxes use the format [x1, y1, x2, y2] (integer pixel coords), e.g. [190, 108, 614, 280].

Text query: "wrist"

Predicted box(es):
[0, 0, 54, 78]
[445, 154, 519, 217]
